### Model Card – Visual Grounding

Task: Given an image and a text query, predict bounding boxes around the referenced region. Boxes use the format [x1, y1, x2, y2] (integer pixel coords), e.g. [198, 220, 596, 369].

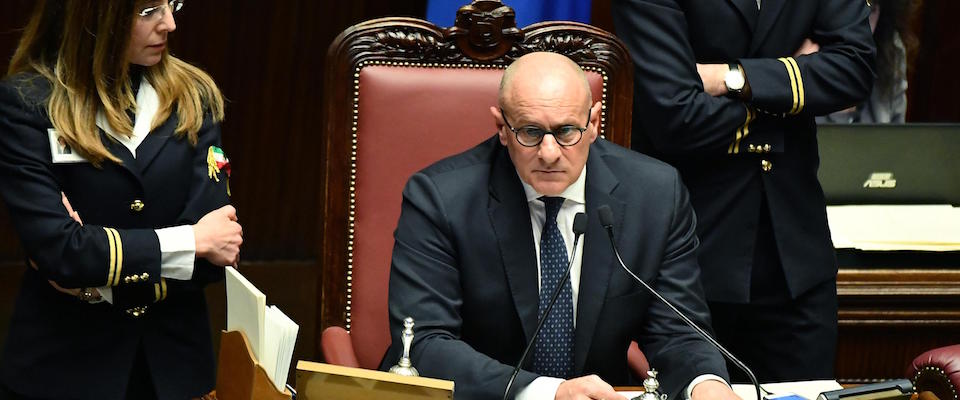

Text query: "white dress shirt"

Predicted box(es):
[513, 167, 726, 400]
[92, 78, 196, 303]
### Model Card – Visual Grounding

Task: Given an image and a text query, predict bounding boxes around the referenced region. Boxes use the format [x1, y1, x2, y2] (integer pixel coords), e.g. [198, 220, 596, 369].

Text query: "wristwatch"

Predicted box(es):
[724, 63, 746, 98]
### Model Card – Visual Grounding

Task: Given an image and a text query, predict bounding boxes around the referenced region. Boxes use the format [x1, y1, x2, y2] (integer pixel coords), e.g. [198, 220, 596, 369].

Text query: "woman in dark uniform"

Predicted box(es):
[0, 1, 242, 399]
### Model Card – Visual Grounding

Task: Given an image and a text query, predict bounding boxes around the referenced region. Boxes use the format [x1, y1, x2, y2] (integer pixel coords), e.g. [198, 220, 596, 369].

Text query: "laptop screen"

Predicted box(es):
[816, 123, 960, 206]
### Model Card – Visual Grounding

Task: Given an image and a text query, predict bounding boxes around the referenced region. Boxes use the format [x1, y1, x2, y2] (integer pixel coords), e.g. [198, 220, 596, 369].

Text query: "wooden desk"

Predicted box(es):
[835, 250, 960, 383]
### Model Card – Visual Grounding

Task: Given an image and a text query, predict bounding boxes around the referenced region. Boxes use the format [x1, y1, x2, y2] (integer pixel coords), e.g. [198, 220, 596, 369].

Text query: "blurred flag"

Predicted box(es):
[426, 0, 592, 28]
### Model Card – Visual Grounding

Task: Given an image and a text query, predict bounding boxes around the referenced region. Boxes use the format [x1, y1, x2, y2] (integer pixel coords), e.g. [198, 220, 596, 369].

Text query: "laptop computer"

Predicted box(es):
[816, 123, 960, 206]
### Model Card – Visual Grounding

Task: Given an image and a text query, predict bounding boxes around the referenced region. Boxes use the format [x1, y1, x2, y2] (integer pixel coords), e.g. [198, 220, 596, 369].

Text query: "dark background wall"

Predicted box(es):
[0, 0, 957, 380]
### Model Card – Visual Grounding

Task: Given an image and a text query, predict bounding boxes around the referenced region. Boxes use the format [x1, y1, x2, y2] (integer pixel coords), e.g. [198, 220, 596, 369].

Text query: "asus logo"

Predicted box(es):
[863, 172, 896, 189]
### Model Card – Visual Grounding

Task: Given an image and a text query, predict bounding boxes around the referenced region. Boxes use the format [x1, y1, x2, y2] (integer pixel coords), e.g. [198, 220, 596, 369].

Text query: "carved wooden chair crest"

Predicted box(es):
[318, 0, 645, 376]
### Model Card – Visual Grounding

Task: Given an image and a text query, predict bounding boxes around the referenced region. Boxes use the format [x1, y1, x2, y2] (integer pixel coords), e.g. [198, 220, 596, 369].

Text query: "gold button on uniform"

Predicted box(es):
[140, 273, 150, 281]
[126, 306, 148, 318]
[130, 200, 145, 212]
[761, 159, 773, 172]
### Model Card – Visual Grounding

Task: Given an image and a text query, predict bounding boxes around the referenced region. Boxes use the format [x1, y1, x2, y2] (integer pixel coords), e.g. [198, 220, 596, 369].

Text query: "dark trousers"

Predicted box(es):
[708, 198, 838, 383]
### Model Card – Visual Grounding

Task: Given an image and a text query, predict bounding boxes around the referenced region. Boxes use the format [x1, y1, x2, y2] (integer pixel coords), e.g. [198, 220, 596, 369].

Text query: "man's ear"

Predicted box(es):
[491, 106, 509, 146]
[586, 101, 602, 143]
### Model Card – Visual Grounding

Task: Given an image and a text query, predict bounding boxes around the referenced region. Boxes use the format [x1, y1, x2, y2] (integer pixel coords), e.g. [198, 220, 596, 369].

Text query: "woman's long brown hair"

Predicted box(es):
[7, 0, 224, 166]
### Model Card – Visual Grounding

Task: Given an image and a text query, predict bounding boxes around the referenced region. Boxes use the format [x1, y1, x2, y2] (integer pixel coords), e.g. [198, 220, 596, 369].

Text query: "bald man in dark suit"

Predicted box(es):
[381, 52, 739, 400]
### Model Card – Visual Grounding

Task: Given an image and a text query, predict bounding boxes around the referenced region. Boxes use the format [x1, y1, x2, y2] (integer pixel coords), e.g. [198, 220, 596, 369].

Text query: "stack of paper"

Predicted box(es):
[826, 205, 960, 251]
[225, 267, 300, 391]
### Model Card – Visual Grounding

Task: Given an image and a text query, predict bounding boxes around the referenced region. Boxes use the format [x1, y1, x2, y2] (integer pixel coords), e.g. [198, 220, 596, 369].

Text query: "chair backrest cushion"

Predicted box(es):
[350, 63, 604, 368]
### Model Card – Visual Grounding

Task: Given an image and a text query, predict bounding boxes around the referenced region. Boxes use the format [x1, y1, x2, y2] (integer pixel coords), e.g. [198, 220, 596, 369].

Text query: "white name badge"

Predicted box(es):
[48, 129, 88, 163]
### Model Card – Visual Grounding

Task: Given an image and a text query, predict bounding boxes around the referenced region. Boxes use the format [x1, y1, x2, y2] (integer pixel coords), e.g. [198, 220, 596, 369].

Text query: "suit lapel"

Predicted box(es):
[727, 0, 759, 33]
[98, 129, 144, 183]
[134, 113, 176, 172]
[488, 146, 539, 346]
[131, 78, 173, 172]
[749, 0, 787, 54]
[574, 144, 625, 374]
[94, 77, 173, 176]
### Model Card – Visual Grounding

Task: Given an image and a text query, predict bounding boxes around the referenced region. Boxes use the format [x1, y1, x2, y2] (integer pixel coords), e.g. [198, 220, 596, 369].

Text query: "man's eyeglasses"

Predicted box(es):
[500, 108, 590, 147]
[138, 0, 184, 21]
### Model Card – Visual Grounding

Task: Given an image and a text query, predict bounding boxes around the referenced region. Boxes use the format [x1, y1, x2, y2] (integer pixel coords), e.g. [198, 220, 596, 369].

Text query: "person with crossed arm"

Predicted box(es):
[612, 0, 875, 382]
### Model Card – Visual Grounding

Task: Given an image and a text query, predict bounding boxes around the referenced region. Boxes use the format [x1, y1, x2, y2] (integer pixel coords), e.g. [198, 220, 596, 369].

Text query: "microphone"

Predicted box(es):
[502, 212, 588, 400]
[597, 205, 763, 400]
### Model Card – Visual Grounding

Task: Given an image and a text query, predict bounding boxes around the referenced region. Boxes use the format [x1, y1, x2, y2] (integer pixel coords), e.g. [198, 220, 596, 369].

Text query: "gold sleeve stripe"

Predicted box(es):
[728, 107, 756, 154]
[161, 278, 168, 301]
[104, 228, 117, 286]
[154, 283, 162, 302]
[742, 108, 755, 141]
[778, 57, 800, 114]
[111, 229, 123, 286]
[785, 57, 805, 114]
[730, 127, 743, 154]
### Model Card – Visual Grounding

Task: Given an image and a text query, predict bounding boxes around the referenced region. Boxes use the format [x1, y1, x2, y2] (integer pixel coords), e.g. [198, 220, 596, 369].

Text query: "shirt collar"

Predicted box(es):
[520, 165, 587, 205]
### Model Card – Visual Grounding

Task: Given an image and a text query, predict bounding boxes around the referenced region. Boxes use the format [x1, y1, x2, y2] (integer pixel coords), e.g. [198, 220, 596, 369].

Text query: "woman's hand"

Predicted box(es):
[62, 191, 82, 225]
[29, 259, 84, 297]
[194, 205, 243, 267]
[32, 192, 100, 300]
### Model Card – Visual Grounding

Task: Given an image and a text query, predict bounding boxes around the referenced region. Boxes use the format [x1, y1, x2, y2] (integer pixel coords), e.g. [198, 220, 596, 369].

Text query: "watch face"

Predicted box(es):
[726, 69, 745, 91]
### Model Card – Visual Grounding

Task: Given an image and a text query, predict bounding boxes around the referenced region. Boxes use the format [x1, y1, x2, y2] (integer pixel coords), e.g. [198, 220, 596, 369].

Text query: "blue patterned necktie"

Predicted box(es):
[533, 196, 574, 378]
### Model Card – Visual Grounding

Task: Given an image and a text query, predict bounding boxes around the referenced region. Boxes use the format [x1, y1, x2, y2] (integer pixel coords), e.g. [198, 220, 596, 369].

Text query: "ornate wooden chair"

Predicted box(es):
[318, 0, 646, 379]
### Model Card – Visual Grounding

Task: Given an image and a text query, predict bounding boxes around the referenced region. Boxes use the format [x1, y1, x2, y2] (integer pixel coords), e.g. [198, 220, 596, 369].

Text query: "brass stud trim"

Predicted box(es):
[913, 365, 958, 400]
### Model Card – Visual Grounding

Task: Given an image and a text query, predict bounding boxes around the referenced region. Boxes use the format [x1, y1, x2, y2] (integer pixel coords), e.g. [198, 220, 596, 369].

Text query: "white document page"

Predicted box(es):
[827, 205, 960, 251]
[225, 267, 266, 361]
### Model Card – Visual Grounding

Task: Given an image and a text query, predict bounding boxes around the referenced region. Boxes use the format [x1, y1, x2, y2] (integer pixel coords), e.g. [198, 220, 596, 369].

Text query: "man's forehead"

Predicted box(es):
[499, 53, 592, 109]
[503, 78, 590, 112]
[508, 101, 587, 122]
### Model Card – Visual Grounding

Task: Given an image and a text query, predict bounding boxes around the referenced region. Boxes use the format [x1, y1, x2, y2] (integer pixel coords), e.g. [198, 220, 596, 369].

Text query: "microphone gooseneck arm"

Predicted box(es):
[502, 212, 587, 400]
[597, 205, 762, 400]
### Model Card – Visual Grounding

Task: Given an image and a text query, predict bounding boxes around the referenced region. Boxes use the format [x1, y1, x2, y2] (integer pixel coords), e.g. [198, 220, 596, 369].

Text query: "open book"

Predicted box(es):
[225, 267, 300, 391]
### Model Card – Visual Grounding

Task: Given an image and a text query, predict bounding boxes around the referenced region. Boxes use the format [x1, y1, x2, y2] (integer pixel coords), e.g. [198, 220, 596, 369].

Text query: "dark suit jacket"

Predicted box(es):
[380, 136, 727, 400]
[0, 73, 228, 399]
[612, 0, 876, 302]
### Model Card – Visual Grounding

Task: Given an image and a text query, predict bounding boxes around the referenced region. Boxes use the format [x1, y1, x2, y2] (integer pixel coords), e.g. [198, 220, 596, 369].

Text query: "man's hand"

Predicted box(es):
[555, 375, 629, 400]
[696, 63, 730, 97]
[691, 379, 742, 400]
[794, 38, 820, 56]
[194, 205, 243, 267]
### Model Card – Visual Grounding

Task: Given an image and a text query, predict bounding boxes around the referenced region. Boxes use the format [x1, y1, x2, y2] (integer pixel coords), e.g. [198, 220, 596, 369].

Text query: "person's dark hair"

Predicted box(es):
[873, 0, 920, 98]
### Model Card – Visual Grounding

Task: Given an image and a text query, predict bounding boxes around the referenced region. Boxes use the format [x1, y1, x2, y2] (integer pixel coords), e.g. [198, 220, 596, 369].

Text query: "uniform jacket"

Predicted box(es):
[0, 73, 229, 399]
[379, 136, 727, 400]
[612, 0, 876, 302]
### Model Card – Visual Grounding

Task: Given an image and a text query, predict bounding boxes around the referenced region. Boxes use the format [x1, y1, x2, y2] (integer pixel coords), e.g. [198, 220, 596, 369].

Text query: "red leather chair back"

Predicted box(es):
[350, 65, 605, 368]
[320, 0, 634, 371]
